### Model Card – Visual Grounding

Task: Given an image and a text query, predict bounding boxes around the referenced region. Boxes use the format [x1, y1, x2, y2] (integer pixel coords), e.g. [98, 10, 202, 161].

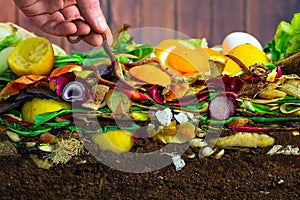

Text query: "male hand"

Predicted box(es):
[14, 0, 113, 46]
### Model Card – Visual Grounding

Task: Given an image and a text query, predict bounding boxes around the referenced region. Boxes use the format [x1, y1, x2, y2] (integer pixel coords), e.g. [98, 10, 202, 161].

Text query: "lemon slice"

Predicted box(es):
[155, 39, 211, 77]
[8, 36, 54, 77]
[202, 48, 227, 64]
[21, 98, 71, 123]
[223, 44, 269, 76]
[92, 130, 134, 153]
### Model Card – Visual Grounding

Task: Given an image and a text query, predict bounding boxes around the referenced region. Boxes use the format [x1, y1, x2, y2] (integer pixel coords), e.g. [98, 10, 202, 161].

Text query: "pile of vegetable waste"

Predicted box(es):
[0, 13, 300, 169]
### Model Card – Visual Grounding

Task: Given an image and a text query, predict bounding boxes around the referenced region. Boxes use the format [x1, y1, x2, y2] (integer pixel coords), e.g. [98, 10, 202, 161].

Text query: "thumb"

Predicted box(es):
[76, 0, 109, 33]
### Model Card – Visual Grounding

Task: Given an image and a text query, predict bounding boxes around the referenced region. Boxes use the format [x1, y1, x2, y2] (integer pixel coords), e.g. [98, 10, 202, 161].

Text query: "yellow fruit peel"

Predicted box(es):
[155, 39, 211, 77]
[92, 130, 134, 153]
[223, 44, 269, 76]
[8, 36, 54, 76]
[154, 121, 196, 144]
[21, 98, 71, 123]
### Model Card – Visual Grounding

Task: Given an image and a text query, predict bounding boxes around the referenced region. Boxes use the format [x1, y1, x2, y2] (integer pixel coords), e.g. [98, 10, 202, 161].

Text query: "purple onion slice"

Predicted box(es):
[209, 95, 236, 120]
[62, 81, 86, 102]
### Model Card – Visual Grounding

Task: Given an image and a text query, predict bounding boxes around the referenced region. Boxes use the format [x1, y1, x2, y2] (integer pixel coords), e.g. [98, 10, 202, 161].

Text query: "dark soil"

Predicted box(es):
[0, 130, 299, 200]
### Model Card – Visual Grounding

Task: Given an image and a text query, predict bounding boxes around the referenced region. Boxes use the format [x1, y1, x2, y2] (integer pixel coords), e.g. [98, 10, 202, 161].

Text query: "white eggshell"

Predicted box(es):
[222, 32, 263, 54]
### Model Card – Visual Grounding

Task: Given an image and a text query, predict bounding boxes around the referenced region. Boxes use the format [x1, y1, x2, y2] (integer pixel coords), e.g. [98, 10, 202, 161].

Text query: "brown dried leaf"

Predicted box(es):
[0, 75, 47, 100]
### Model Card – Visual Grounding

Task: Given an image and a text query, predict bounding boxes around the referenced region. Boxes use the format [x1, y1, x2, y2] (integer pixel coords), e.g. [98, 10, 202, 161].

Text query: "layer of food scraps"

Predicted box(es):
[0, 13, 299, 170]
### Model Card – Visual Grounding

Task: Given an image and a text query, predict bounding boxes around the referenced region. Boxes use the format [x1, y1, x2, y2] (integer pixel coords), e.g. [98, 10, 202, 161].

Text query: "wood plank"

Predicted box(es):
[141, 0, 175, 28]
[109, 0, 142, 31]
[108, 0, 144, 45]
[176, 0, 211, 41]
[247, 0, 300, 46]
[3, 0, 298, 53]
[211, 0, 245, 46]
[140, 0, 176, 45]
[0, 1, 16, 22]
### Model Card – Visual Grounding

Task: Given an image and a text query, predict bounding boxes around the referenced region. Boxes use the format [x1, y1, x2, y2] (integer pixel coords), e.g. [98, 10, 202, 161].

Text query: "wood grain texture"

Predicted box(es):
[247, 0, 300, 46]
[141, 0, 175, 28]
[210, 0, 245, 46]
[0, 1, 16, 22]
[1, 0, 299, 50]
[176, 0, 211, 40]
[110, 0, 142, 30]
[139, 0, 176, 45]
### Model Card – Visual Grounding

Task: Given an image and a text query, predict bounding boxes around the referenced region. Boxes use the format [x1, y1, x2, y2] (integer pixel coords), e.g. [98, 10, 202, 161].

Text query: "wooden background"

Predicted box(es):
[0, 0, 299, 54]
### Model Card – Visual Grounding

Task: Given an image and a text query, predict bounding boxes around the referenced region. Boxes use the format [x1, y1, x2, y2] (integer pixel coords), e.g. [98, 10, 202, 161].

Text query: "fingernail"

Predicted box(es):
[97, 18, 108, 30]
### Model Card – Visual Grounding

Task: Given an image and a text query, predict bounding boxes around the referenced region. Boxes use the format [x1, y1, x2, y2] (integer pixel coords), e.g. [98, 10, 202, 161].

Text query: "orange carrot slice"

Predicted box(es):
[50, 64, 82, 77]
[164, 81, 189, 101]
[129, 64, 171, 86]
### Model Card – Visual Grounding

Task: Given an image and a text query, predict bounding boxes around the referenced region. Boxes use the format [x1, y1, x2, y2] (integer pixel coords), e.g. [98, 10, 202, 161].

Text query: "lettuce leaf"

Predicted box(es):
[55, 28, 153, 66]
[264, 12, 300, 62]
[0, 33, 21, 51]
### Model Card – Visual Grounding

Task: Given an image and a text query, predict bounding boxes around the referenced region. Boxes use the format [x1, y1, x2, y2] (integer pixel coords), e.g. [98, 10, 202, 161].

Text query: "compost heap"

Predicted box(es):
[0, 13, 300, 170]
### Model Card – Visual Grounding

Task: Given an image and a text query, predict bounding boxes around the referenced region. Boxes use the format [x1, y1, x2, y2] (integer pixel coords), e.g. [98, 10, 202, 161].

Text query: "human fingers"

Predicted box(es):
[81, 28, 113, 46]
[59, 5, 91, 36]
[28, 12, 77, 36]
[76, 0, 113, 45]
[14, 0, 77, 16]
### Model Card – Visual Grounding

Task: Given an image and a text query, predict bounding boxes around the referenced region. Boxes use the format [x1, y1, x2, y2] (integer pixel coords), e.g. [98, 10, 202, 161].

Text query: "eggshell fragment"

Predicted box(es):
[222, 32, 263, 54]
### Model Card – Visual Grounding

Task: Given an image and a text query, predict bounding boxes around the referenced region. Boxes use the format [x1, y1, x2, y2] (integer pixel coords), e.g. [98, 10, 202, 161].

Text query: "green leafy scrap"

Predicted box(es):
[264, 12, 300, 62]
[54, 28, 154, 66]
[0, 33, 21, 51]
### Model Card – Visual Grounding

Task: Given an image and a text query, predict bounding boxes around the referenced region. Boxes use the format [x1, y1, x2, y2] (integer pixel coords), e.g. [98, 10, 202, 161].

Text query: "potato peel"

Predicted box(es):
[214, 132, 275, 148]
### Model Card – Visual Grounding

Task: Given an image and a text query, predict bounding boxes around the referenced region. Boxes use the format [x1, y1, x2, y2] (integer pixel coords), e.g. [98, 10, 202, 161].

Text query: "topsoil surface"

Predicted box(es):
[0, 129, 299, 200]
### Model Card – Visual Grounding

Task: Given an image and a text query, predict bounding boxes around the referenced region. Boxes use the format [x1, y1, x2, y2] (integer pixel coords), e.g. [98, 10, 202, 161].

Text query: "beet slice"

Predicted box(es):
[209, 95, 236, 120]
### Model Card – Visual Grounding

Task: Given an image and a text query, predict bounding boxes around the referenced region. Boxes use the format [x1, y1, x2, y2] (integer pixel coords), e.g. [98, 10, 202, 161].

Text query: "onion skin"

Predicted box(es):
[147, 85, 209, 106]
[207, 74, 245, 92]
[209, 94, 236, 120]
[54, 72, 76, 97]
[1, 115, 32, 126]
[56, 75, 94, 103]
[146, 85, 165, 104]
[275, 66, 282, 80]
[62, 81, 86, 102]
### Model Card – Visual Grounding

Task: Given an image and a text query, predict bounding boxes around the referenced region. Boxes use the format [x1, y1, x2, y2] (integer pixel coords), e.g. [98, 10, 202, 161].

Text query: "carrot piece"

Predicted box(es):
[129, 64, 171, 86]
[164, 81, 189, 101]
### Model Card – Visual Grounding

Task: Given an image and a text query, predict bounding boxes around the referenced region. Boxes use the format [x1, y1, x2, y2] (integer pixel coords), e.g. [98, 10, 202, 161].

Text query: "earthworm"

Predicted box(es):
[147, 85, 209, 106]
[226, 54, 251, 75]
[124, 57, 161, 68]
[92, 65, 116, 88]
[124, 57, 176, 77]
[99, 33, 133, 89]
[249, 63, 272, 77]
[226, 55, 272, 82]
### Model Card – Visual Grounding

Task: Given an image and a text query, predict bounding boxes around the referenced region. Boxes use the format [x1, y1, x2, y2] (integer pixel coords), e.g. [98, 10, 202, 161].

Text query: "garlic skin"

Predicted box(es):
[222, 32, 263, 55]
